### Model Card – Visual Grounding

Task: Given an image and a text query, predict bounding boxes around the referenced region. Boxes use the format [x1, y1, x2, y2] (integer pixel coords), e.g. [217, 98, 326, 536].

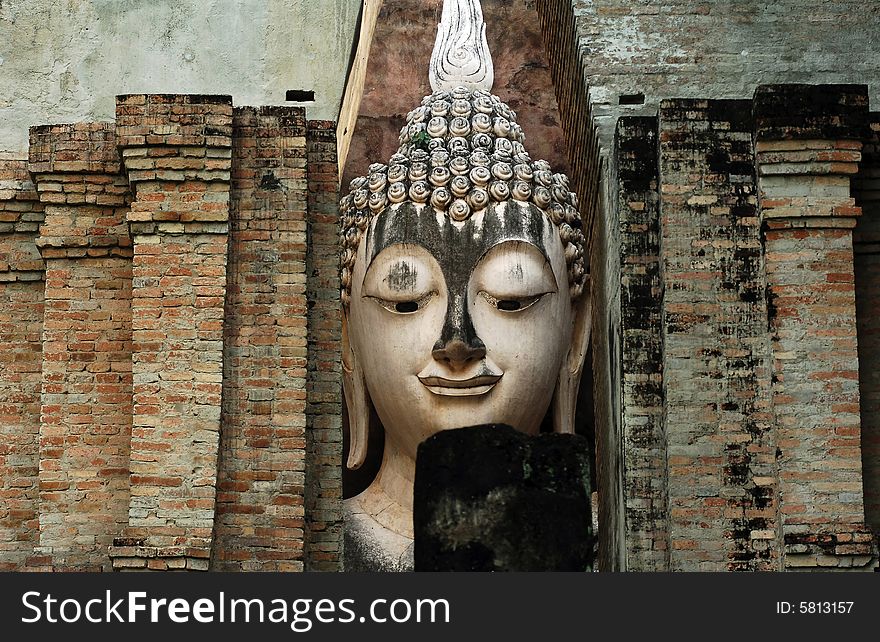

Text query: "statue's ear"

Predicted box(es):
[342, 312, 370, 469]
[552, 277, 592, 434]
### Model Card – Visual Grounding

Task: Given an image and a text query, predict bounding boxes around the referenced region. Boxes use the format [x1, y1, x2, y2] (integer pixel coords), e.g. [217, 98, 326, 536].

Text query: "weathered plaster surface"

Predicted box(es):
[0, 0, 360, 155]
[572, 0, 880, 150]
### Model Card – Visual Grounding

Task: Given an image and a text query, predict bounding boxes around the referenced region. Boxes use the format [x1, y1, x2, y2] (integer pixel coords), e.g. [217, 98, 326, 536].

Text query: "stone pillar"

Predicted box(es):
[853, 113, 880, 543]
[304, 120, 343, 571]
[755, 84, 876, 570]
[0, 160, 44, 570]
[658, 99, 778, 571]
[213, 106, 310, 571]
[29, 123, 133, 571]
[110, 94, 231, 570]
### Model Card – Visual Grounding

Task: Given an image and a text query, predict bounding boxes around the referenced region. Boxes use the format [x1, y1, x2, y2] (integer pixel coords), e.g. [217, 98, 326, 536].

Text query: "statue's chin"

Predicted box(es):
[370, 377, 553, 464]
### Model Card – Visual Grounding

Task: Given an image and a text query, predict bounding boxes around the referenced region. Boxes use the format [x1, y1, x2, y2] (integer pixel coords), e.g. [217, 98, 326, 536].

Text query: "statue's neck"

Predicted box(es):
[359, 440, 415, 539]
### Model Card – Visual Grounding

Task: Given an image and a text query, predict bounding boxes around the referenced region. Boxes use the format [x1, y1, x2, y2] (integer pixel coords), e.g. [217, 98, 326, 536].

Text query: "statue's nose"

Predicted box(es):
[432, 290, 485, 367]
[432, 335, 486, 366]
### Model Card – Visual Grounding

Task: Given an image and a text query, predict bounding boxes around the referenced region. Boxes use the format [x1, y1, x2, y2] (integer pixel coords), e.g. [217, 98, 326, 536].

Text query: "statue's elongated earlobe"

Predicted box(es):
[342, 314, 370, 469]
[553, 277, 592, 434]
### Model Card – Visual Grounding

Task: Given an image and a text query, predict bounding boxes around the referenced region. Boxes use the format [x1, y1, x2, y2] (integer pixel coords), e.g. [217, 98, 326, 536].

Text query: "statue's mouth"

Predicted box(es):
[417, 374, 502, 396]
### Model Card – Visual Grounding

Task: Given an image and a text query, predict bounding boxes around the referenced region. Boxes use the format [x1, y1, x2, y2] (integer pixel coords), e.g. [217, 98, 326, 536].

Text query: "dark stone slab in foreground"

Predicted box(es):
[414, 424, 593, 571]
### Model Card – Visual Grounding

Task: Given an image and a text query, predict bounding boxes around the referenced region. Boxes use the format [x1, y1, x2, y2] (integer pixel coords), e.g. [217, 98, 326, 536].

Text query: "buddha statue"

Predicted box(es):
[339, 0, 591, 571]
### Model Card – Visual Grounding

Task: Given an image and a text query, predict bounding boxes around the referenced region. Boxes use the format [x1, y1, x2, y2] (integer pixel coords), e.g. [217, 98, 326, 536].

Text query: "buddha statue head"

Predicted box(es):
[338, 0, 591, 557]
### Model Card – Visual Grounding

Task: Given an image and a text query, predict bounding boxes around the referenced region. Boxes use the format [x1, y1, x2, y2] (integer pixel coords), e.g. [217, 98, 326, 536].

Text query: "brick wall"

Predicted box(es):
[109, 94, 232, 569]
[596, 84, 879, 571]
[213, 106, 310, 571]
[304, 121, 343, 571]
[552, 0, 880, 570]
[756, 85, 875, 569]
[659, 99, 778, 571]
[615, 116, 668, 571]
[0, 94, 342, 572]
[0, 160, 44, 569]
[29, 123, 133, 571]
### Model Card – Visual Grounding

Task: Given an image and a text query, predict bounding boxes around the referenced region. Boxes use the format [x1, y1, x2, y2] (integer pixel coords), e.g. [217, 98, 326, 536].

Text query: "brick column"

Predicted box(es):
[755, 84, 876, 570]
[110, 95, 231, 570]
[29, 123, 133, 571]
[615, 116, 669, 571]
[0, 160, 44, 569]
[853, 114, 880, 543]
[304, 120, 343, 571]
[213, 106, 310, 571]
[659, 99, 778, 571]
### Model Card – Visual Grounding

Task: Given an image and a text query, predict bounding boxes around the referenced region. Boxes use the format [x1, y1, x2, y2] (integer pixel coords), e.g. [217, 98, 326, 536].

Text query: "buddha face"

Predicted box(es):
[346, 200, 573, 462]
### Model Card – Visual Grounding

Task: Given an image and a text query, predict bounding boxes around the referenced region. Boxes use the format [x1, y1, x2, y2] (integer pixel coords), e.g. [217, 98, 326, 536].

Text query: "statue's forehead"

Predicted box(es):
[366, 201, 549, 272]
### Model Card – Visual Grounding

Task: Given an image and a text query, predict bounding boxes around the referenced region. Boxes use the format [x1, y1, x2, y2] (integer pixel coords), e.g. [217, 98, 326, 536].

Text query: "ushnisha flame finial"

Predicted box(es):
[429, 0, 494, 93]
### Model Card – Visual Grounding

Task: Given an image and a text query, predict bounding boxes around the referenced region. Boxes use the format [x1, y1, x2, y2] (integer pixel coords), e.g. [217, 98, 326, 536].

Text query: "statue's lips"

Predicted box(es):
[418, 374, 502, 397]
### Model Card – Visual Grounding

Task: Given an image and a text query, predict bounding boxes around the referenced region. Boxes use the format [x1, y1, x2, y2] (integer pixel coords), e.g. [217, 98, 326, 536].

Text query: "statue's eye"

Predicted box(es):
[369, 292, 435, 314]
[395, 301, 419, 313]
[479, 291, 547, 312]
[497, 299, 521, 311]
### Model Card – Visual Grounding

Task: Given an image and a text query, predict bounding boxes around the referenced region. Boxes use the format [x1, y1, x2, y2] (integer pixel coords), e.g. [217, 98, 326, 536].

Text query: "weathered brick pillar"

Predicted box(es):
[615, 116, 669, 571]
[213, 106, 310, 571]
[304, 120, 343, 571]
[110, 95, 231, 570]
[853, 113, 880, 543]
[0, 160, 45, 570]
[755, 84, 876, 570]
[29, 123, 133, 571]
[659, 99, 778, 571]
